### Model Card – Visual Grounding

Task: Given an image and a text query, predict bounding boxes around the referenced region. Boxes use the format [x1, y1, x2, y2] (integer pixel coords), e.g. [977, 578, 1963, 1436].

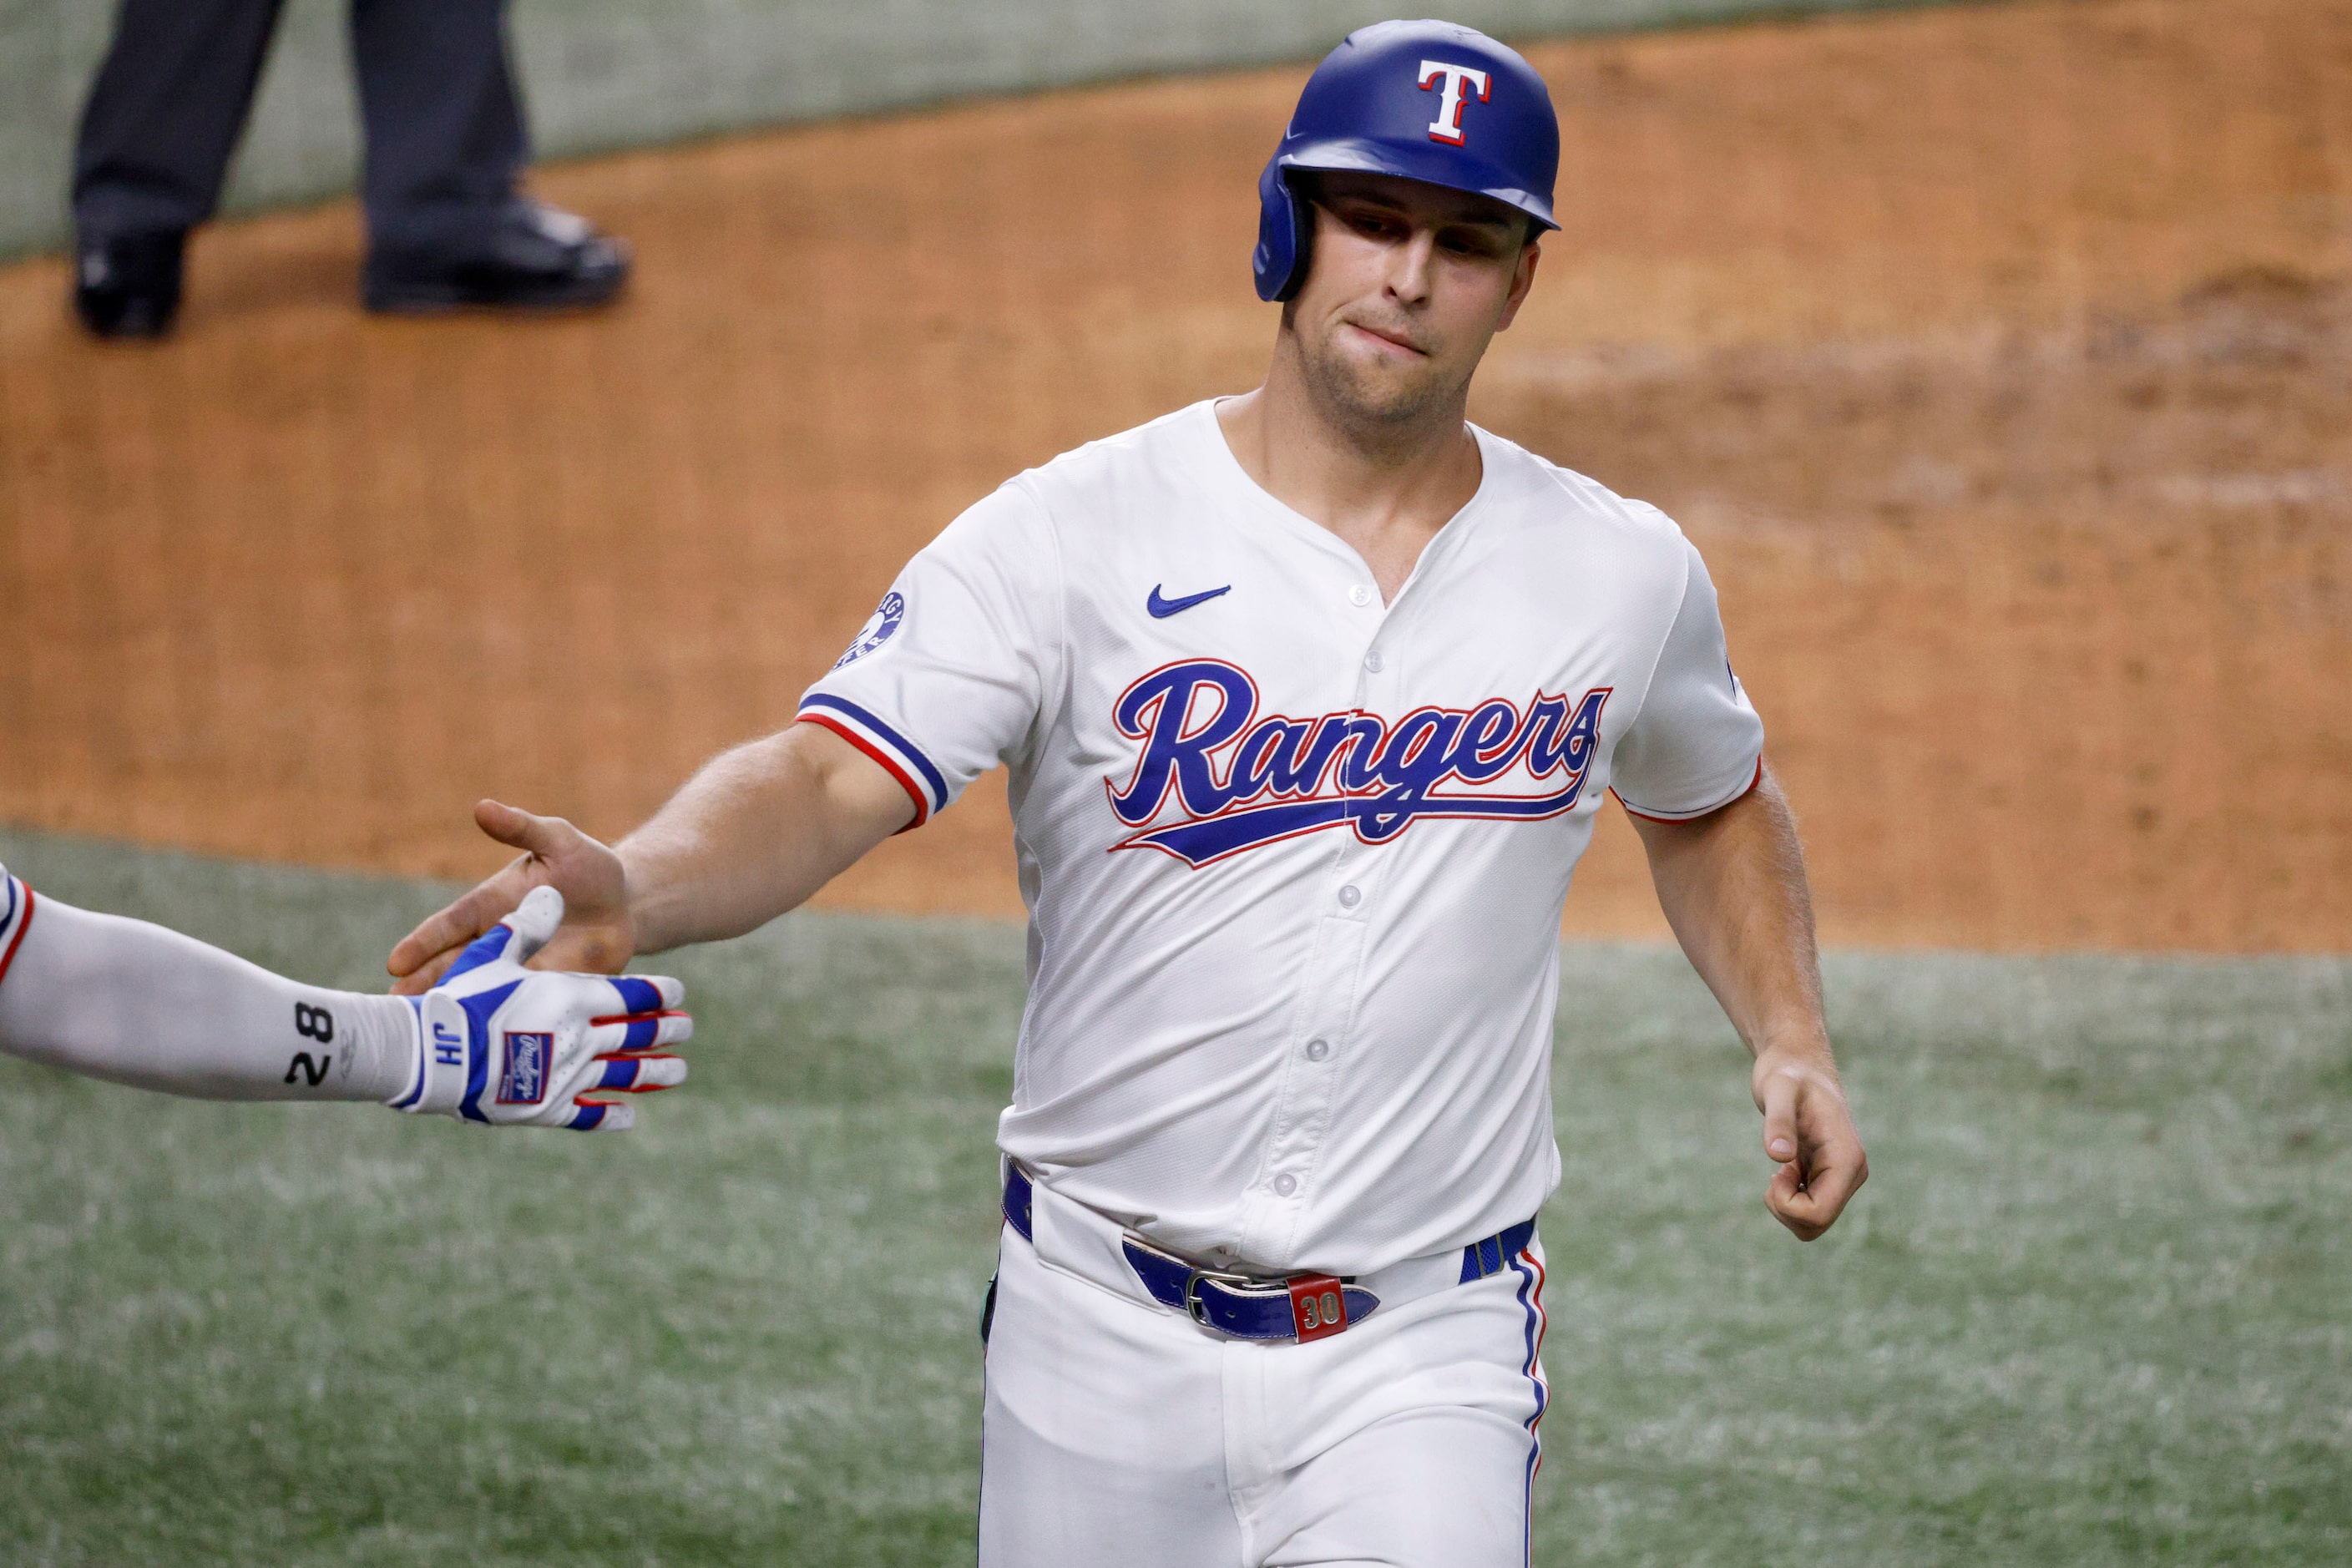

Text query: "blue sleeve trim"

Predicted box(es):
[1614, 753, 1763, 823]
[799, 693, 950, 812]
[0, 875, 36, 994]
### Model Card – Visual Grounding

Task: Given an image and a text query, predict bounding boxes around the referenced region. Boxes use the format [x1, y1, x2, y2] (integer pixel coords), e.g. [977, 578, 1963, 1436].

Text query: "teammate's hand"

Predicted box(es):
[1752, 1047, 1867, 1241]
[391, 886, 689, 1131]
[388, 800, 635, 994]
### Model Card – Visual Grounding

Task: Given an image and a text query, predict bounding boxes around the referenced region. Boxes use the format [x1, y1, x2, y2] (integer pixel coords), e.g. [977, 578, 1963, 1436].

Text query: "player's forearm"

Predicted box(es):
[618, 723, 912, 953]
[0, 889, 413, 1101]
[1632, 766, 1831, 1062]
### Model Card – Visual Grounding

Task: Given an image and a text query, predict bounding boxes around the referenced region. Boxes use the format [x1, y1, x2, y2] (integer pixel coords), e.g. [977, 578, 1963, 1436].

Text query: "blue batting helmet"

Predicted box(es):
[1252, 20, 1560, 303]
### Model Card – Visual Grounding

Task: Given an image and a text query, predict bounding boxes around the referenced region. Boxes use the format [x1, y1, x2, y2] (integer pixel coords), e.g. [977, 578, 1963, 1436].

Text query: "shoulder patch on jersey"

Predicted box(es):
[832, 590, 905, 670]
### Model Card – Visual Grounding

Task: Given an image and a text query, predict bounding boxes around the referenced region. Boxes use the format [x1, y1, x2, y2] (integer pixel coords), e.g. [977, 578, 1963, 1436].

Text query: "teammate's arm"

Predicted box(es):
[1628, 764, 1869, 1241]
[0, 873, 689, 1130]
[0, 882, 417, 1102]
[388, 721, 911, 994]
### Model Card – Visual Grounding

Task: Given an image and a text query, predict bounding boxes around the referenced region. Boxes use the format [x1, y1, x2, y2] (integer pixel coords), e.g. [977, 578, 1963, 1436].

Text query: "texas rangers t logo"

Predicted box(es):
[1105, 660, 1609, 866]
[1417, 60, 1491, 145]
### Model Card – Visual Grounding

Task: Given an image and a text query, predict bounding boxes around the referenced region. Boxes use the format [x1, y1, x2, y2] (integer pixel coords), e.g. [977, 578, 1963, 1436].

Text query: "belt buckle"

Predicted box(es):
[1181, 1267, 1259, 1330]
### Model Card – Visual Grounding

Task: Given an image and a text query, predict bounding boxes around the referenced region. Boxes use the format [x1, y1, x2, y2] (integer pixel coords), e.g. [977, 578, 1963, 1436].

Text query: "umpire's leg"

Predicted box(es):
[71, 0, 289, 243]
[351, 0, 625, 311]
[348, 0, 526, 254]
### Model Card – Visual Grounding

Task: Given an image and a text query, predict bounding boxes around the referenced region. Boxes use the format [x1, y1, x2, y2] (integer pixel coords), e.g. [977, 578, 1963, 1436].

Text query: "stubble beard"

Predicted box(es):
[1292, 314, 1474, 456]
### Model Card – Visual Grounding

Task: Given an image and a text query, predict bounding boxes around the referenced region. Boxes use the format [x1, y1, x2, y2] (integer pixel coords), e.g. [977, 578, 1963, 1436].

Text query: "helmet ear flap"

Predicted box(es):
[1252, 160, 1313, 303]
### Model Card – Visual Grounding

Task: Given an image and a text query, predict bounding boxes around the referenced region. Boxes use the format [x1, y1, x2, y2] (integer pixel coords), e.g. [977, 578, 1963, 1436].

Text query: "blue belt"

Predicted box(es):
[1001, 1164, 1535, 1343]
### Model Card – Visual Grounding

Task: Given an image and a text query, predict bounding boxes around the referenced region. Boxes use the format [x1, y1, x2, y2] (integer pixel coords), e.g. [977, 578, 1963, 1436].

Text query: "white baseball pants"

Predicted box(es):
[978, 1208, 1551, 1567]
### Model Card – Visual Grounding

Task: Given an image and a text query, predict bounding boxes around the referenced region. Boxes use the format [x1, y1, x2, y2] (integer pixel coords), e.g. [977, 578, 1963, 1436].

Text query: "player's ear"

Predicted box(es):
[1496, 236, 1541, 332]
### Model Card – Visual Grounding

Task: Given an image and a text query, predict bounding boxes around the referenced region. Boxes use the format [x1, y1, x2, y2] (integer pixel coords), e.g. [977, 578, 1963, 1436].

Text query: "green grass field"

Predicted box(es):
[1, 826, 2347, 1565]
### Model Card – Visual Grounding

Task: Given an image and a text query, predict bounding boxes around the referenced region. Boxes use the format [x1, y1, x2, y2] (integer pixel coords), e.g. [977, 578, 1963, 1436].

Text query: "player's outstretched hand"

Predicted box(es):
[1753, 1048, 1867, 1241]
[389, 800, 634, 994]
[389, 886, 690, 1131]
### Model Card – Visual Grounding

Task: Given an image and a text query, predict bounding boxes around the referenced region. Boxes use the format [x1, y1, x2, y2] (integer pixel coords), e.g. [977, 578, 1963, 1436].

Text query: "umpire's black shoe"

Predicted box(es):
[362, 201, 630, 315]
[73, 230, 186, 339]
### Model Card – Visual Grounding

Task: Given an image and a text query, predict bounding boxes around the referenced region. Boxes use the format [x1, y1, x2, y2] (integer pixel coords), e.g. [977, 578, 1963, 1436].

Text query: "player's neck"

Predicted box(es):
[1216, 368, 1482, 602]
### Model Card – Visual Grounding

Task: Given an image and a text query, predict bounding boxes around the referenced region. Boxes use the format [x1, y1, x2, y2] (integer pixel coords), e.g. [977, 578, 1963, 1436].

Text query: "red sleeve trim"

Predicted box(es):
[1614, 755, 1763, 824]
[0, 886, 35, 991]
[796, 714, 930, 833]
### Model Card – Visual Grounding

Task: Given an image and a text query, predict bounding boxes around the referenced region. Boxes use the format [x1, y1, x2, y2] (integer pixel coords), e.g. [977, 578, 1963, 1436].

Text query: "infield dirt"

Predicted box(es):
[2, 0, 2346, 951]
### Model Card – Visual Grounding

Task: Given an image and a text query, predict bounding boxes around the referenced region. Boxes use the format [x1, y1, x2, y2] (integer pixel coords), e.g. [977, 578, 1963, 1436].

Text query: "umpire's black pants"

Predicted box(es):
[73, 0, 527, 252]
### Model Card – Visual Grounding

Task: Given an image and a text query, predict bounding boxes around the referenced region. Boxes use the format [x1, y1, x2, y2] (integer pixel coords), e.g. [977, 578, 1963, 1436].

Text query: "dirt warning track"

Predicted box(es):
[1, 0, 2346, 951]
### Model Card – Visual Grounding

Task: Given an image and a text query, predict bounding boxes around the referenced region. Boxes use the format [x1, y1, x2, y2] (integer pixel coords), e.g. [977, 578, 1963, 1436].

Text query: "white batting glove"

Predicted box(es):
[387, 885, 690, 1131]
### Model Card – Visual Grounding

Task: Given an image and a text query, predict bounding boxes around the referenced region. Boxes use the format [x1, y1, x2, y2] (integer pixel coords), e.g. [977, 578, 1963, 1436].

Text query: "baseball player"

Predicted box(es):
[0, 869, 690, 1130]
[389, 19, 1866, 1564]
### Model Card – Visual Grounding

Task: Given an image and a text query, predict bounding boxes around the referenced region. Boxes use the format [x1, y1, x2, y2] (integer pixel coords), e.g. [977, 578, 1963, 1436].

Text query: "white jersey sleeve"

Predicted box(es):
[1609, 528, 1767, 821]
[0, 863, 417, 1101]
[796, 483, 1063, 824]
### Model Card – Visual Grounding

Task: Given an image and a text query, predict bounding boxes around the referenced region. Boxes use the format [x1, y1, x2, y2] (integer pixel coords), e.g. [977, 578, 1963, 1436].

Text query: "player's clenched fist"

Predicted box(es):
[1752, 1048, 1868, 1242]
[390, 885, 689, 1131]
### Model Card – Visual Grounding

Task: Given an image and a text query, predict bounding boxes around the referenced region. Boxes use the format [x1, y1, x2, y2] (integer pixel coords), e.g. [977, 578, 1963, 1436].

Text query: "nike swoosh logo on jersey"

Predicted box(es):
[1147, 583, 1232, 619]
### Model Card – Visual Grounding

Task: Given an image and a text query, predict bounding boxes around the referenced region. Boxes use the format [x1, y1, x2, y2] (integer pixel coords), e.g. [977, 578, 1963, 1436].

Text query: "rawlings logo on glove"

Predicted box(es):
[389, 885, 690, 1130]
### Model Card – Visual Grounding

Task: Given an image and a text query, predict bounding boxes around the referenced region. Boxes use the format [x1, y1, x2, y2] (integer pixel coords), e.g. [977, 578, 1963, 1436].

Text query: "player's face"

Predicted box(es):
[1285, 171, 1541, 430]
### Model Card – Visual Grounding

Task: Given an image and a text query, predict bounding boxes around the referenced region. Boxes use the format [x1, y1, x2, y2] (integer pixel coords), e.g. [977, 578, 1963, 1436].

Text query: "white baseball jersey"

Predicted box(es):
[800, 400, 1762, 1276]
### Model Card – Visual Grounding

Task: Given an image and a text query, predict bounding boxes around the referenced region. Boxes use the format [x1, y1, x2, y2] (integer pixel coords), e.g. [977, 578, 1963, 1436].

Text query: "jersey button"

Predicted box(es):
[1363, 651, 1385, 673]
[1337, 884, 1362, 908]
[1272, 1173, 1299, 1197]
[1305, 1038, 1331, 1061]
[1348, 584, 1374, 608]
